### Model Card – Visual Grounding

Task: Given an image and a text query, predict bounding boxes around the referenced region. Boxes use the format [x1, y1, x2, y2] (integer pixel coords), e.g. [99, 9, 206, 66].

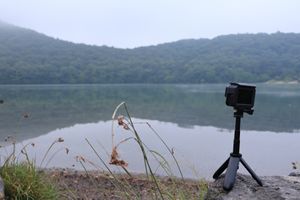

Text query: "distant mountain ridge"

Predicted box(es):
[0, 22, 299, 84]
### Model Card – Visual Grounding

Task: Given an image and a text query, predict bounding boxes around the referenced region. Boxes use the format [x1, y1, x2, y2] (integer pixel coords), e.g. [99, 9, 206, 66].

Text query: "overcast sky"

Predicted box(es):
[0, 0, 299, 48]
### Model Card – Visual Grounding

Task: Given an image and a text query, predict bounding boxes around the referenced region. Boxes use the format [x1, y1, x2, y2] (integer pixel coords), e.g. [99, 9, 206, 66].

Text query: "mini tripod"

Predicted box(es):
[213, 109, 263, 191]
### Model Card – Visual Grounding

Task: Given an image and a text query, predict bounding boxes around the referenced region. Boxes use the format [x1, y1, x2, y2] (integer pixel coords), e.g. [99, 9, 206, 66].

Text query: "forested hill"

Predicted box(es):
[0, 21, 300, 84]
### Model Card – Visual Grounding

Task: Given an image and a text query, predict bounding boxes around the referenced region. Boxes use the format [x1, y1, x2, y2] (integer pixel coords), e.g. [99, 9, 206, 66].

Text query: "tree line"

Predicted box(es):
[0, 22, 300, 84]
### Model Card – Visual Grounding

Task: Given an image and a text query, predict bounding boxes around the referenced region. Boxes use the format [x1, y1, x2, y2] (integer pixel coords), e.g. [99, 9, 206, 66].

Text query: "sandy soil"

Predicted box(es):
[44, 168, 207, 200]
[42, 169, 300, 200]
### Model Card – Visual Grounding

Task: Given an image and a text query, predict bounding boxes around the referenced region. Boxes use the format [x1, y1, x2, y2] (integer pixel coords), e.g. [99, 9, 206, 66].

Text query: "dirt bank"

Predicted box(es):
[44, 169, 300, 199]
[45, 168, 206, 199]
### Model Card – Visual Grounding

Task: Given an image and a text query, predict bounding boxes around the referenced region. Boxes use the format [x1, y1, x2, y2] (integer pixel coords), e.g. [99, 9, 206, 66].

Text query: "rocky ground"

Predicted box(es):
[207, 173, 300, 200]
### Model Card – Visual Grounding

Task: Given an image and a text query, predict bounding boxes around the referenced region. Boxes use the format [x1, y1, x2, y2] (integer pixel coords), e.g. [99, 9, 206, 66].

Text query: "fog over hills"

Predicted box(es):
[0, 22, 300, 84]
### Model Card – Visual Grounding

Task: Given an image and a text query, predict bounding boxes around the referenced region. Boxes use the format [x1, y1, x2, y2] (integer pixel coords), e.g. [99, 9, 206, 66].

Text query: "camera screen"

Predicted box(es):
[237, 88, 254, 105]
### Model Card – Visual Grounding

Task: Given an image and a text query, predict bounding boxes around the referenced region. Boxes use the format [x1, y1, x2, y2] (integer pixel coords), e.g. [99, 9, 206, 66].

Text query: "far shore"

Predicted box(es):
[265, 80, 299, 84]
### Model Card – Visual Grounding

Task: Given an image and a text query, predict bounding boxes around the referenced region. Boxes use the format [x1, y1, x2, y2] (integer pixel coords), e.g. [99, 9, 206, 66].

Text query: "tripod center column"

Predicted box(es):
[233, 111, 242, 155]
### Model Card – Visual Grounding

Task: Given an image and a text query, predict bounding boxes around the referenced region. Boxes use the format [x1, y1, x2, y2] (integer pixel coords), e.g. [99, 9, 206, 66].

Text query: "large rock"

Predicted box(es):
[207, 173, 300, 200]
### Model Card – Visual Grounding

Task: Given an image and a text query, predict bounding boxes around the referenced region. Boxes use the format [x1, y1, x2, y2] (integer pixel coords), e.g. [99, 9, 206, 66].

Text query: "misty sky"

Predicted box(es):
[0, 0, 299, 48]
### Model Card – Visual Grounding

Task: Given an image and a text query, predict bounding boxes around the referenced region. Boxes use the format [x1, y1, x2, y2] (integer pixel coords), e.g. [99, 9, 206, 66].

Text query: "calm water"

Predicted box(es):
[0, 84, 299, 179]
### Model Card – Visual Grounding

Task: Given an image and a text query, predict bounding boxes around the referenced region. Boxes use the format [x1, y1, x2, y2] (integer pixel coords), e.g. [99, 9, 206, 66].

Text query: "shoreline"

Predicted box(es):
[265, 80, 299, 84]
[1, 166, 299, 199]
[41, 168, 300, 199]
[44, 168, 207, 199]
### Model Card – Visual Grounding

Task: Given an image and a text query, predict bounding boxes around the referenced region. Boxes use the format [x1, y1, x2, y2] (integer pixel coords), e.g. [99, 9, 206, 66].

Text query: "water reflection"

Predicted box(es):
[3, 119, 299, 179]
[0, 84, 299, 142]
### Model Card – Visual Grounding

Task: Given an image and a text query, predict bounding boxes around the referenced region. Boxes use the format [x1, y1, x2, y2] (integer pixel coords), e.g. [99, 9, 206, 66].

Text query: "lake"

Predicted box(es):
[0, 84, 299, 179]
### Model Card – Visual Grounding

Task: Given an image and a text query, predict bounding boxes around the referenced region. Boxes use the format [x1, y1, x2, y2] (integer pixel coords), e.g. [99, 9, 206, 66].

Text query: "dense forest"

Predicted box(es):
[0, 21, 300, 84]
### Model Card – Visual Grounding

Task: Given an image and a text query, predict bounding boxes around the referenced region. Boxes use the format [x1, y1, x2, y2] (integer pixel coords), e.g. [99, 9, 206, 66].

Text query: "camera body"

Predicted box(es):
[225, 82, 256, 112]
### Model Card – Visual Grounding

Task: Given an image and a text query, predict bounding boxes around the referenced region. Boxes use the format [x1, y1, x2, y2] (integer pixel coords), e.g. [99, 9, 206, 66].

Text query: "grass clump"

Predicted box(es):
[0, 161, 58, 200]
[0, 142, 58, 200]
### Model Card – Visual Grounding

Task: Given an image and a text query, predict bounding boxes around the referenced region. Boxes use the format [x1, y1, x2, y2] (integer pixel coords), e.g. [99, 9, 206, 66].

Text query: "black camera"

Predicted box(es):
[225, 83, 256, 113]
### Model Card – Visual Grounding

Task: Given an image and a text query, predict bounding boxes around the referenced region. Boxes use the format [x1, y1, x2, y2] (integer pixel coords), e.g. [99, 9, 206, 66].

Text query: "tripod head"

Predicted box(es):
[234, 108, 254, 118]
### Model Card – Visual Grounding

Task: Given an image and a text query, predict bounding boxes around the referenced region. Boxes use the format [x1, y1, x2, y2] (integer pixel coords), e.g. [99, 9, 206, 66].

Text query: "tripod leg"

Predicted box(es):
[240, 158, 263, 186]
[223, 156, 240, 191]
[213, 157, 230, 179]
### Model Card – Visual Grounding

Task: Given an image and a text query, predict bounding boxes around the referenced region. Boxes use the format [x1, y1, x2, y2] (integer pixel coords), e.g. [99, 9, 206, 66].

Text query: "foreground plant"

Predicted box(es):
[0, 139, 60, 199]
[0, 161, 58, 199]
[81, 102, 208, 199]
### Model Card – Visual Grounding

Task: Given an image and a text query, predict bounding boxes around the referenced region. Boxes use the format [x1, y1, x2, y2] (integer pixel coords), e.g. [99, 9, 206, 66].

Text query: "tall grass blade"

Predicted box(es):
[123, 103, 165, 200]
[85, 138, 133, 199]
[146, 122, 184, 180]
